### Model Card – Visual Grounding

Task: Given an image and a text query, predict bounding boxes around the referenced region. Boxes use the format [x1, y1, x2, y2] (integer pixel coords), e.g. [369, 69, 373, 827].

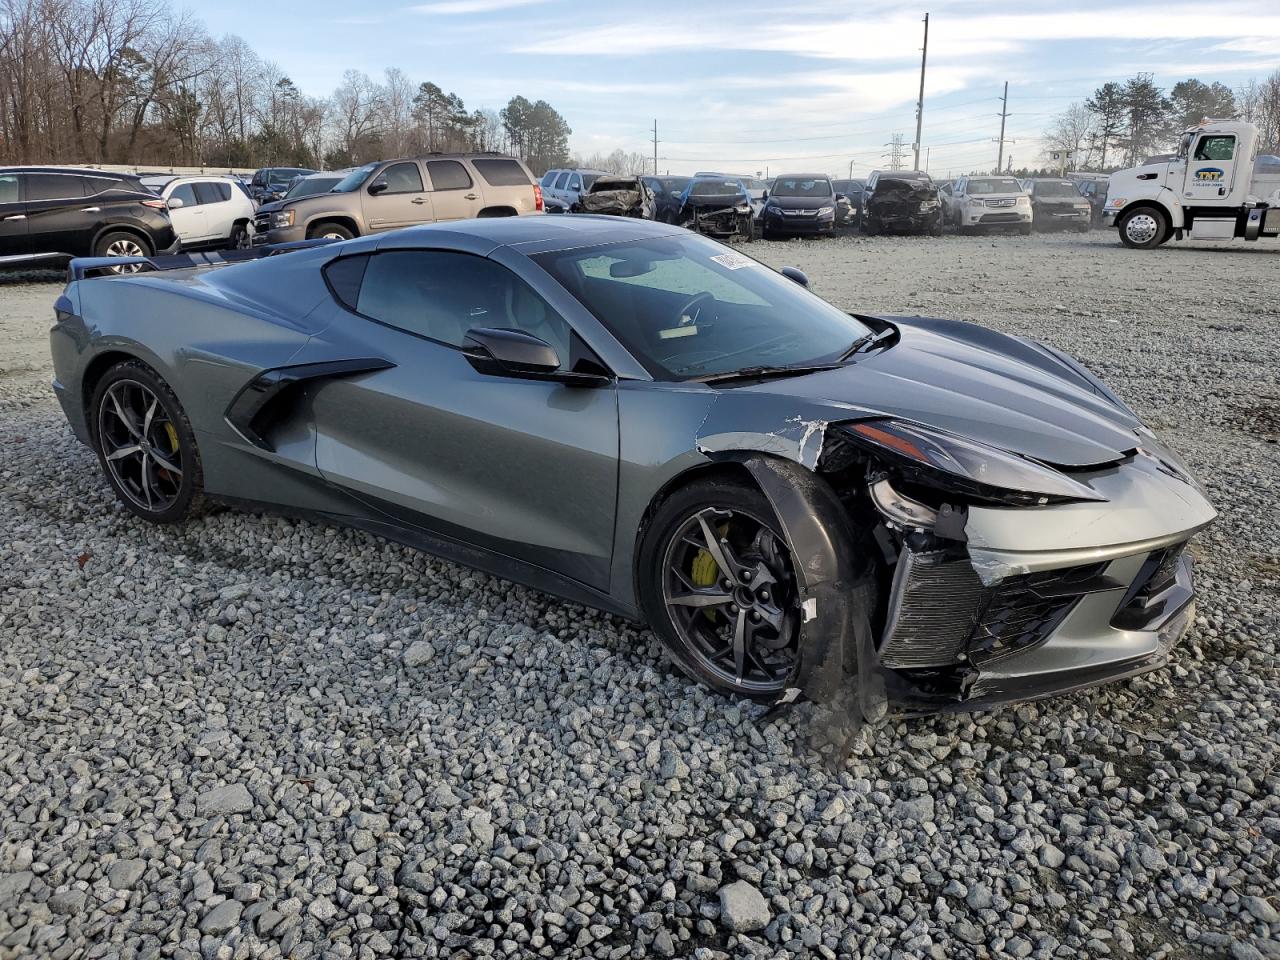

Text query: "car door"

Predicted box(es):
[0, 173, 26, 256]
[306, 248, 620, 589]
[165, 182, 207, 245]
[1185, 132, 1240, 203]
[566, 173, 583, 207]
[362, 161, 431, 231]
[194, 181, 236, 241]
[21, 172, 97, 255]
[424, 159, 482, 221]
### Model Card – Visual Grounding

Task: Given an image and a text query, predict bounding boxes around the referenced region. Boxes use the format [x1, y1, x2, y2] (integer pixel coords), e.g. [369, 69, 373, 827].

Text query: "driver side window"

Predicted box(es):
[328, 250, 573, 367]
[370, 162, 424, 195]
[1194, 136, 1235, 162]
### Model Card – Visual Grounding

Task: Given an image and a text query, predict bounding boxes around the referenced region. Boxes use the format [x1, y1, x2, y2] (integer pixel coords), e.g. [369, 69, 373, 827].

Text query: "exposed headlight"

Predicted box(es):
[837, 419, 1107, 506]
[918, 201, 939, 212]
[734, 204, 751, 214]
[816, 206, 834, 217]
[967, 197, 985, 206]
[271, 210, 295, 229]
[1016, 196, 1030, 207]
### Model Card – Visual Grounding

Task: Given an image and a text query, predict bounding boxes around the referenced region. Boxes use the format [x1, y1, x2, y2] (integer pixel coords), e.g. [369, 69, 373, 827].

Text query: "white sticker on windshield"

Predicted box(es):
[710, 252, 752, 270]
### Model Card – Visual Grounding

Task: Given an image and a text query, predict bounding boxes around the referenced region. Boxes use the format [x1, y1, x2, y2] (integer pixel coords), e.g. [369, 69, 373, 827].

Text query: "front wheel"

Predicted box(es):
[307, 222, 353, 241]
[90, 360, 205, 523]
[1117, 206, 1169, 249]
[639, 480, 801, 699]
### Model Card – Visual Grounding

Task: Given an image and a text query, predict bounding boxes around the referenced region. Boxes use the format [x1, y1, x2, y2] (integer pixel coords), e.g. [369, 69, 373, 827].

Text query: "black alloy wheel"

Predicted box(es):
[91, 361, 204, 522]
[643, 481, 800, 697]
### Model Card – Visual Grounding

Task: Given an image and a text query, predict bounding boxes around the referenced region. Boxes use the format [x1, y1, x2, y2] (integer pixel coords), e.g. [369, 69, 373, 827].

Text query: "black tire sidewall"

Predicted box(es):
[638, 478, 796, 699]
[95, 231, 152, 259]
[309, 223, 353, 241]
[90, 360, 202, 523]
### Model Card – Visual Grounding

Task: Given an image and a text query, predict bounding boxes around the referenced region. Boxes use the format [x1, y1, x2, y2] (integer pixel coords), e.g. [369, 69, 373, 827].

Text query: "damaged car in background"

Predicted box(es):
[576, 175, 657, 219]
[863, 169, 944, 236]
[50, 217, 1214, 719]
[676, 175, 755, 241]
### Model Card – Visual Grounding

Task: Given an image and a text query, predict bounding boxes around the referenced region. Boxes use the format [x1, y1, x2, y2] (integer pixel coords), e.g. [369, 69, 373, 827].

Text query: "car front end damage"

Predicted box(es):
[866, 181, 944, 234]
[695, 363, 1215, 720]
[680, 197, 755, 240]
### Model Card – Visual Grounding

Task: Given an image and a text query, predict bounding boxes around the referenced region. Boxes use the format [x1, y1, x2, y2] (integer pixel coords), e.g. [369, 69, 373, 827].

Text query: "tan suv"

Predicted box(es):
[254, 153, 543, 244]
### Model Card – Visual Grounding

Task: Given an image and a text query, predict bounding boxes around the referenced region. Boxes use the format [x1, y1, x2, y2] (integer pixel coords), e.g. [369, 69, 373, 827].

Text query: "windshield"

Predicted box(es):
[832, 180, 863, 193]
[661, 176, 691, 193]
[741, 178, 768, 191]
[580, 173, 601, 189]
[1034, 180, 1081, 198]
[331, 163, 379, 192]
[268, 169, 310, 186]
[967, 177, 1022, 195]
[286, 176, 342, 199]
[532, 234, 871, 381]
[771, 178, 832, 198]
[689, 179, 743, 197]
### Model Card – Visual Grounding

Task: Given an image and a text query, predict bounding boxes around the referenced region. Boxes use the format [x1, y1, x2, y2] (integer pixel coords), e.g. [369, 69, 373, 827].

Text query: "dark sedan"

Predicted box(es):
[759, 175, 838, 238]
[52, 216, 1213, 718]
[1029, 179, 1094, 232]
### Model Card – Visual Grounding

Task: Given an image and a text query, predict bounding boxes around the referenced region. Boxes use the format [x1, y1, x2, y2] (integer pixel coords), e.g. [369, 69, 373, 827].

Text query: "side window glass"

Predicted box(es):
[569, 175, 582, 191]
[352, 250, 572, 365]
[24, 174, 83, 202]
[554, 172, 570, 189]
[324, 254, 369, 310]
[426, 160, 473, 191]
[1194, 135, 1235, 162]
[371, 162, 424, 195]
[0, 175, 17, 203]
[194, 182, 228, 204]
[540, 171, 558, 188]
[171, 183, 200, 206]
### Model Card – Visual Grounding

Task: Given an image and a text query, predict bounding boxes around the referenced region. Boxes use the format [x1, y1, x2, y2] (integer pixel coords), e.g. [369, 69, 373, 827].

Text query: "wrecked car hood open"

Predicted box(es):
[696, 315, 1142, 468]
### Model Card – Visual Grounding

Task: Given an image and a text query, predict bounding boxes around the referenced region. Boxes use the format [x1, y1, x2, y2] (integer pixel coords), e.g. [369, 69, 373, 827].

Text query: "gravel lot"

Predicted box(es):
[1, 232, 1278, 960]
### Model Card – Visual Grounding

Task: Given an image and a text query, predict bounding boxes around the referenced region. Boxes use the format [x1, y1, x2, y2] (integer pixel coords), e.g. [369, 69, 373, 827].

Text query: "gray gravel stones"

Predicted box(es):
[195, 782, 254, 817]
[718, 880, 771, 932]
[1, 235, 1279, 959]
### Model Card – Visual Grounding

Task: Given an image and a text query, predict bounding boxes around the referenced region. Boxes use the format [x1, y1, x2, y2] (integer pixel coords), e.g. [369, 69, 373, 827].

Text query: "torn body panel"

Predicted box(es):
[578, 178, 657, 219]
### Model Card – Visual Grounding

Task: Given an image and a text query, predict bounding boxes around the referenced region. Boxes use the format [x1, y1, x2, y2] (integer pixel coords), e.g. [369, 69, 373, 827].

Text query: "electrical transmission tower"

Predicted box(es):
[884, 133, 907, 170]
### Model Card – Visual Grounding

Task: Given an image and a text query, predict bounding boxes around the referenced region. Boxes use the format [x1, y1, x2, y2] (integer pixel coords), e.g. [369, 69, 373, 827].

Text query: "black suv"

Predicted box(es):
[248, 167, 316, 203]
[0, 167, 179, 264]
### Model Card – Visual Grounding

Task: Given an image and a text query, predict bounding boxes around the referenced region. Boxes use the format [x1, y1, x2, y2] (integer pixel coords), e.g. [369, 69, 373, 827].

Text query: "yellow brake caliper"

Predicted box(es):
[691, 522, 728, 620]
[164, 423, 179, 452]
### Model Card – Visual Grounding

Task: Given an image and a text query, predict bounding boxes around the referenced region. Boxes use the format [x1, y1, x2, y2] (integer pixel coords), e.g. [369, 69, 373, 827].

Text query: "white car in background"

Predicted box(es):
[141, 175, 256, 250]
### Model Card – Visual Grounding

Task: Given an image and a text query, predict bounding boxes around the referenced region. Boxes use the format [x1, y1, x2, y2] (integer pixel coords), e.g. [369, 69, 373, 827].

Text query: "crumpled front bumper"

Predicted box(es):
[873, 448, 1215, 713]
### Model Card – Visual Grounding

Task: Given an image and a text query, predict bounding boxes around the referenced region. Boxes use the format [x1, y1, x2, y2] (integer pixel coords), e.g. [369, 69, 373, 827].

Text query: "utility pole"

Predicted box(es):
[884, 133, 906, 171]
[996, 81, 1009, 172]
[913, 12, 929, 170]
[925, 146, 931, 173]
[651, 119, 658, 175]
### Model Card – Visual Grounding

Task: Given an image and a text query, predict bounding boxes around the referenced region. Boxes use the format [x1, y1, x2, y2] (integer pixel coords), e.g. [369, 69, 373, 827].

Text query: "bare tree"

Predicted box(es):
[330, 69, 384, 164]
[1041, 102, 1096, 168]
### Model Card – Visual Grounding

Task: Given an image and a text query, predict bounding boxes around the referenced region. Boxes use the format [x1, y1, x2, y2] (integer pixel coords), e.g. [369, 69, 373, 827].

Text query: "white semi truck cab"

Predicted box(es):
[1104, 119, 1280, 248]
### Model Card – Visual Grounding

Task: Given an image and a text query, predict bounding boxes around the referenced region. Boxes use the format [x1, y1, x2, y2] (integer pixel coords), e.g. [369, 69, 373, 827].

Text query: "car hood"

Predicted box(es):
[682, 193, 748, 208]
[257, 199, 285, 214]
[726, 315, 1142, 467]
[869, 180, 937, 203]
[766, 195, 832, 210]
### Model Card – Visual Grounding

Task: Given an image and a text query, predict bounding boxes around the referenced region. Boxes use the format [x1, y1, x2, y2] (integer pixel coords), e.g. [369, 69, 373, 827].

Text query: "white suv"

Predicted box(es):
[946, 176, 1032, 234]
[141, 175, 257, 250]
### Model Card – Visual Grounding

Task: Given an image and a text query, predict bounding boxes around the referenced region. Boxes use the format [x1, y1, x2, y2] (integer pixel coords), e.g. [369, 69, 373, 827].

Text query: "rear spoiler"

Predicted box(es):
[67, 238, 337, 282]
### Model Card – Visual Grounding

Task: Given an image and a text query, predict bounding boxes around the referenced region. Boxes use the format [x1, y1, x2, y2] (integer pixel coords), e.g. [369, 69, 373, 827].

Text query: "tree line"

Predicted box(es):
[1042, 71, 1280, 171]
[0, 0, 574, 172]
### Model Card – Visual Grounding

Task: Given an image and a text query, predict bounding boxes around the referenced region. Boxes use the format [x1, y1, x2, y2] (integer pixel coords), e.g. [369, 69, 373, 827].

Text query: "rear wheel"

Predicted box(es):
[90, 360, 205, 523]
[1118, 206, 1169, 249]
[95, 231, 152, 273]
[639, 480, 800, 699]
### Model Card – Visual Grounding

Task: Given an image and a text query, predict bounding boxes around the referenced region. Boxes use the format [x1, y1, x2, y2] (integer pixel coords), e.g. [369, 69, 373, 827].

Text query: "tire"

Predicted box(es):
[1117, 205, 1169, 249]
[307, 222, 353, 241]
[94, 231, 152, 273]
[230, 223, 251, 249]
[638, 478, 801, 699]
[90, 360, 205, 523]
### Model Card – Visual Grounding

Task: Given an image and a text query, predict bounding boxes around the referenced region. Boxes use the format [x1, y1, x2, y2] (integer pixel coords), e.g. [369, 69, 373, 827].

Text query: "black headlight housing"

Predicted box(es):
[833, 419, 1107, 507]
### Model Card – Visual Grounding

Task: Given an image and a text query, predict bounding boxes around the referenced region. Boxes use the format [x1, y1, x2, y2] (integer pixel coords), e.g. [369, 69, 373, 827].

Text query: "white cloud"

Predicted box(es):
[409, 0, 546, 15]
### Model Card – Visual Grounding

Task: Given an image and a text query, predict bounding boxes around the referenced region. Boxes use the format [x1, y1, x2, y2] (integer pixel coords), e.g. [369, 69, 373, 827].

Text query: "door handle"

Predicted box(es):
[3, 214, 26, 221]
[411, 197, 426, 205]
[464, 193, 478, 200]
[81, 206, 101, 212]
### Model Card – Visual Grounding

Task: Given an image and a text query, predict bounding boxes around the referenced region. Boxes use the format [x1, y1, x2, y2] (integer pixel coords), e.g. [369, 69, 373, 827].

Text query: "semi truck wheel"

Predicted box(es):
[1118, 206, 1169, 249]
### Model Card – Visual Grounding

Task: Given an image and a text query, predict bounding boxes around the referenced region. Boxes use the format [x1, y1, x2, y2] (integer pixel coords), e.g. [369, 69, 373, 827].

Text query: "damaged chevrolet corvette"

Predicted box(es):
[50, 216, 1214, 718]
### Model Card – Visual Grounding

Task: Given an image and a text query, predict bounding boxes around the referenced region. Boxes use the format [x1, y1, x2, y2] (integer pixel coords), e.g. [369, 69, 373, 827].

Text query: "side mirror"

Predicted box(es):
[834, 193, 846, 202]
[167, 197, 184, 209]
[464, 327, 560, 376]
[780, 266, 809, 288]
[761, 190, 768, 200]
[367, 180, 388, 196]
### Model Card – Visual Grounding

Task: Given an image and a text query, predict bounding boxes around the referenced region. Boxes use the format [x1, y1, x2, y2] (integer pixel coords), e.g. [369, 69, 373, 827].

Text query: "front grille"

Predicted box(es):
[880, 553, 1111, 669]
[980, 212, 1023, 223]
[985, 197, 1016, 207]
[254, 213, 270, 233]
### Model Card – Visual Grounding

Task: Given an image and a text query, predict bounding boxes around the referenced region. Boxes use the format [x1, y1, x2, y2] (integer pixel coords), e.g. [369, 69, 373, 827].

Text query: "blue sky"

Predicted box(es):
[200, 0, 1279, 176]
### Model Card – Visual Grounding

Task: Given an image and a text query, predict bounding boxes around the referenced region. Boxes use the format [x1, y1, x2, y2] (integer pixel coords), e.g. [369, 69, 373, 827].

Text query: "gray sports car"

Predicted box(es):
[50, 216, 1215, 718]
